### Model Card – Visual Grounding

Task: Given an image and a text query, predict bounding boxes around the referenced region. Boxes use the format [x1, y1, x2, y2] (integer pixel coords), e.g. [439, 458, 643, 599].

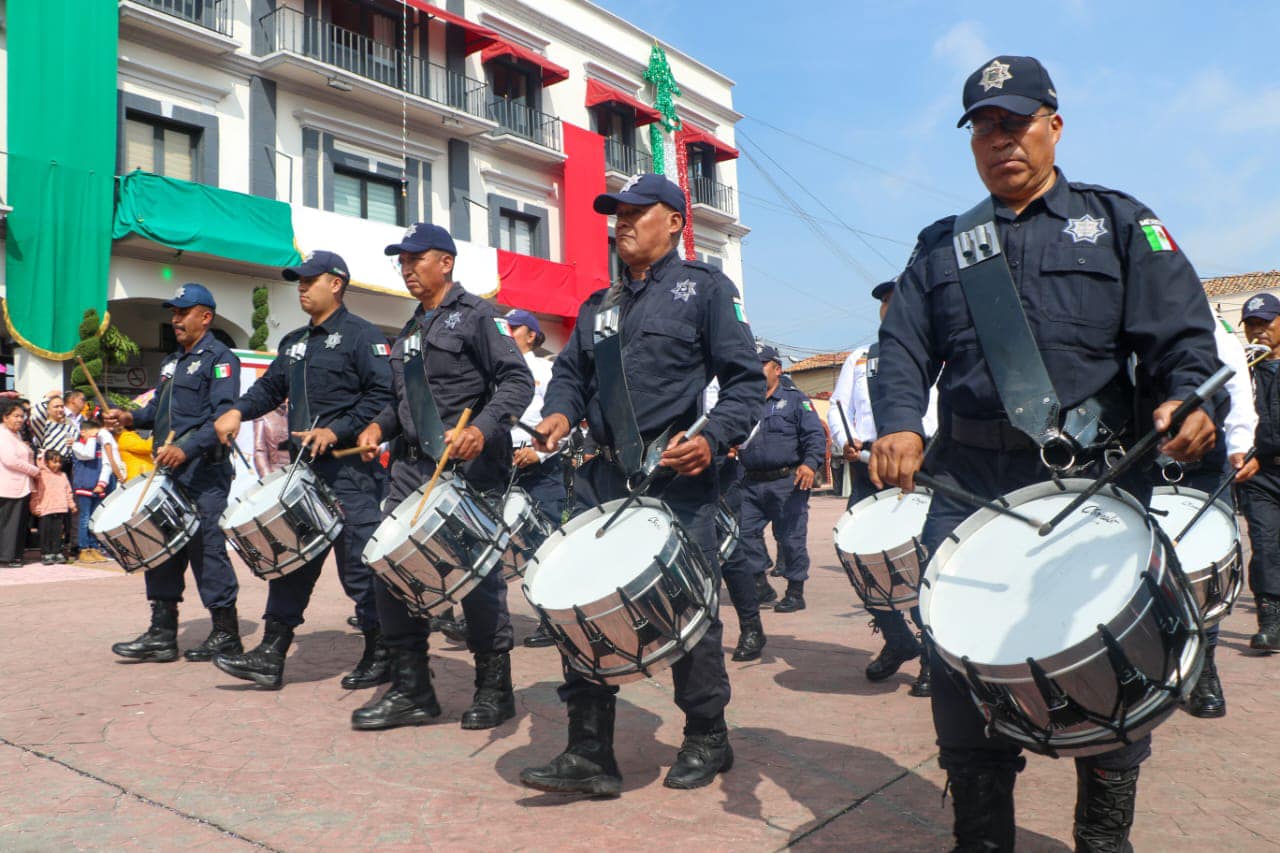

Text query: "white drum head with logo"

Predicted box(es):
[1150, 488, 1234, 572]
[92, 475, 166, 532]
[835, 488, 931, 554]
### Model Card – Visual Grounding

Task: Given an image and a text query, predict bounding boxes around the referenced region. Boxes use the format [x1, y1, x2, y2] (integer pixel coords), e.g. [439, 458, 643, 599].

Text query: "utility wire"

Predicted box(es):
[738, 189, 914, 247]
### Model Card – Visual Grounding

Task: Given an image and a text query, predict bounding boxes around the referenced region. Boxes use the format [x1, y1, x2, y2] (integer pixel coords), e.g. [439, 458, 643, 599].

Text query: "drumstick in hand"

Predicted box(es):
[332, 445, 379, 459]
[134, 430, 177, 514]
[410, 408, 473, 526]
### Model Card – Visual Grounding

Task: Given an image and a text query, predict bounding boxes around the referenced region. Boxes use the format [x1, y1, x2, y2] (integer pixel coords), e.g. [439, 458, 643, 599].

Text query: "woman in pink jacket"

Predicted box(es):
[0, 399, 40, 566]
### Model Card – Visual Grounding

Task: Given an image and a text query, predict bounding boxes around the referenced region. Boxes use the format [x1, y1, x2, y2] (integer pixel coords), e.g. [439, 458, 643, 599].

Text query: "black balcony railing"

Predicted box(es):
[486, 99, 563, 152]
[259, 6, 489, 118]
[135, 0, 233, 36]
[604, 138, 652, 175]
[690, 176, 736, 216]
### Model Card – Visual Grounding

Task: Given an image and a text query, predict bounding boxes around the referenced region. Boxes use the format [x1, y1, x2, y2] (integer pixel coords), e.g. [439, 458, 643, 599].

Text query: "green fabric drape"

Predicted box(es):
[113, 171, 301, 267]
[5, 1, 118, 358]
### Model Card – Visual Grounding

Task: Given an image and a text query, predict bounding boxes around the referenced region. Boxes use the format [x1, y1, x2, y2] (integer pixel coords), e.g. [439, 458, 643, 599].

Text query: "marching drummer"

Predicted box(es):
[211, 251, 393, 691]
[350, 223, 533, 732]
[869, 56, 1222, 850]
[520, 173, 764, 796]
[105, 283, 243, 665]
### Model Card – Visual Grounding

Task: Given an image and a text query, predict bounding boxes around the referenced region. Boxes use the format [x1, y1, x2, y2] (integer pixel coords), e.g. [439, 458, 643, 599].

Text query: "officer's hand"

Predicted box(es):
[794, 464, 816, 491]
[213, 410, 243, 446]
[727, 446, 738, 460]
[533, 414, 570, 453]
[357, 423, 383, 463]
[293, 427, 339, 456]
[1232, 452, 1260, 483]
[513, 447, 540, 468]
[446, 425, 485, 461]
[1154, 402, 1216, 463]
[154, 443, 188, 469]
[661, 432, 712, 476]
[841, 440, 865, 462]
[104, 408, 133, 431]
[869, 431, 924, 491]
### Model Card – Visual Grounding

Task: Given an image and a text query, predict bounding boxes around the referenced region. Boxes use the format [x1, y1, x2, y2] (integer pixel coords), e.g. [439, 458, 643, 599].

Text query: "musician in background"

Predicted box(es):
[521, 174, 763, 796]
[870, 56, 1221, 850]
[106, 284, 242, 665]
[1240, 294, 1280, 656]
[212, 252, 392, 692]
[350, 223, 532, 732]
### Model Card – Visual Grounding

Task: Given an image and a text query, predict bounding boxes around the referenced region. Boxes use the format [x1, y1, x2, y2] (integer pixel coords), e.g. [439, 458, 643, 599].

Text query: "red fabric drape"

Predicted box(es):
[680, 125, 740, 162]
[584, 79, 660, 126]
[481, 40, 570, 85]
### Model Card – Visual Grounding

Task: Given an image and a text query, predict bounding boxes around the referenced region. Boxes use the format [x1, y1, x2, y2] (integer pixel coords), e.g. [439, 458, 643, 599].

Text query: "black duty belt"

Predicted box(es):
[1261, 455, 1280, 467]
[744, 466, 794, 482]
[949, 414, 1038, 452]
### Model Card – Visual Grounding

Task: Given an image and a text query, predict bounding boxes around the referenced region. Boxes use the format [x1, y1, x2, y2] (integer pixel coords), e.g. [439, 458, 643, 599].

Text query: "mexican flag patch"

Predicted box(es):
[733, 298, 748, 323]
[801, 400, 813, 412]
[1139, 218, 1178, 253]
[494, 317, 513, 337]
[371, 343, 390, 357]
[212, 363, 231, 379]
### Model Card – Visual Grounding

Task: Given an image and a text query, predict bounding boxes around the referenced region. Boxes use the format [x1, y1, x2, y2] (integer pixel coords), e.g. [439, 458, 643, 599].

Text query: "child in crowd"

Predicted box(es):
[71, 419, 115, 564]
[31, 451, 75, 564]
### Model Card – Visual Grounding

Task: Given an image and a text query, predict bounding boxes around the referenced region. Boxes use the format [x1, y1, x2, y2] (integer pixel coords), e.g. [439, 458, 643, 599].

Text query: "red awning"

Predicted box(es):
[680, 125, 739, 162]
[584, 79, 660, 126]
[481, 39, 570, 86]
[401, 1, 498, 54]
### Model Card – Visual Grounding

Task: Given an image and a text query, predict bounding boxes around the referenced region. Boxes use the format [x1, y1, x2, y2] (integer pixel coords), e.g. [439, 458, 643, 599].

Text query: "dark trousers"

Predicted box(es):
[517, 455, 567, 533]
[716, 457, 758, 621]
[847, 460, 924, 637]
[145, 465, 239, 610]
[1241, 465, 1280, 599]
[265, 458, 383, 630]
[38, 513, 68, 556]
[731, 474, 811, 586]
[921, 439, 1152, 776]
[0, 496, 26, 561]
[374, 456, 513, 653]
[556, 456, 730, 721]
[76, 494, 102, 550]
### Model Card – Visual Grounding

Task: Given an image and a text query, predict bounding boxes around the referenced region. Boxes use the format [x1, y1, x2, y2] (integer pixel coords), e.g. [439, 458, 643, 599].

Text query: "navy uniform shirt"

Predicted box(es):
[738, 383, 826, 472]
[544, 249, 763, 456]
[234, 305, 392, 444]
[133, 330, 240, 472]
[373, 284, 534, 473]
[874, 169, 1221, 438]
[1253, 359, 1280, 456]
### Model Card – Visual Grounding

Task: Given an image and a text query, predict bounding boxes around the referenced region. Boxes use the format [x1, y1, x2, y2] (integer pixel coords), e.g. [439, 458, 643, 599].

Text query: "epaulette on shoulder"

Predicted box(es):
[1067, 181, 1142, 208]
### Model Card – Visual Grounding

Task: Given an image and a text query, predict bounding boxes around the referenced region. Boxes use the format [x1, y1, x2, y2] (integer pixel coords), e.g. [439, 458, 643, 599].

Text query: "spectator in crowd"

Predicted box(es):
[31, 451, 75, 564]
[115, 425, 154, 481]
[31, 392, 79, 463]
[0, 399, 39, 567]
[253, 401, 290, 477]
[64, 390, 87, 430]
[71, 419, 115, 564]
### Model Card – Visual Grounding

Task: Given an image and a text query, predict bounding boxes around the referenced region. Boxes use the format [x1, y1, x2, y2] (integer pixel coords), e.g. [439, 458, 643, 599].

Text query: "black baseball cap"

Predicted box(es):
[163, 283, 216, 310]
[871, 280, 895, 301]
[283, 250, 350, 282]
[594, 173, 687, 217]
[384, 222, 458, 256]
[757, 344, 782, 365]
[1242, 293, 1280, 322]
[957, 55, 1058, 128]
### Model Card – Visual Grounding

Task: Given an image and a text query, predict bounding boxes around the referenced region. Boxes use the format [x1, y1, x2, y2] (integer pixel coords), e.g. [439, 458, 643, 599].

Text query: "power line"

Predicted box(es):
[737, 189, 915, 247]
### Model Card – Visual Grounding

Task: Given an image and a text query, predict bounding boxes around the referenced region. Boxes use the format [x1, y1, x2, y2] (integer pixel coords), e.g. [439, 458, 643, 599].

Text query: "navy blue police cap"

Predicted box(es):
[757, 344, 782, 364]
[384, 222, 458, 256]
[1242, 292, 1280, 322]
[283, 250, 350, 282]
[871, 280, 895, 301]
[957, 56, 1058, 128]
[162, 283, 216, 310]
[594, 173, 687, 217]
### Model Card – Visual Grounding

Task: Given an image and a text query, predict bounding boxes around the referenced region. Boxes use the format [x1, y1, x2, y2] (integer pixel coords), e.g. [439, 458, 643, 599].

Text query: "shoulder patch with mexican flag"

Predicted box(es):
[801, 400, 813, 412]
[212, 363, 231, 379]
[733, 297, 748, 323]
[371, 343, 390, 357]
[1139, 218, 1178, 253]
[494, 317, 513, 337]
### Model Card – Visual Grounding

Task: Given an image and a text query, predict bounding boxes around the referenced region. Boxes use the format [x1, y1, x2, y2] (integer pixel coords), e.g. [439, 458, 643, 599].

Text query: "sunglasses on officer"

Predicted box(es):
[964, 111, 1055, 138]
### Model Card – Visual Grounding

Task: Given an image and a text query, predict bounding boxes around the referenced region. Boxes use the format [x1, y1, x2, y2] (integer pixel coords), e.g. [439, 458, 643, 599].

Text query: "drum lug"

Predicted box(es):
[1098, 624, 1148, 707]
[1027, 657, 1087, 731]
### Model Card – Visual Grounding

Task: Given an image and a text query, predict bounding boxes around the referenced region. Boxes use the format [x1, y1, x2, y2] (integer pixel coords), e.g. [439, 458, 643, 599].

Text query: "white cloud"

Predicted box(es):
[932, 21, 992, 72]
[1169, 68, 1280, 132]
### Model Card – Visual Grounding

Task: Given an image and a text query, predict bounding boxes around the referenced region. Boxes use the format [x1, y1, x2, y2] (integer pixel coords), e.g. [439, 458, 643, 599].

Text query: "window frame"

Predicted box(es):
[332, 165, 405, 226]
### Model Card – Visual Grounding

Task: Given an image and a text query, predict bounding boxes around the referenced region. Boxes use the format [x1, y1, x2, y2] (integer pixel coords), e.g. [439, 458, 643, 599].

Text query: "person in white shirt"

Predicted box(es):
[506, 309, 568, 649]
[828, 280, 938, 696]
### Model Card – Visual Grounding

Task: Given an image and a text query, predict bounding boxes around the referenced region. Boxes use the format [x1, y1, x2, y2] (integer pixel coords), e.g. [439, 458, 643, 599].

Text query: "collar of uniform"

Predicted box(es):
[310, 304, 350, 335]
[437, 283, 466, 310]
[184, 330, 217, 357]
[625, 248, 681, 288]
[991, 166, 1070, 221]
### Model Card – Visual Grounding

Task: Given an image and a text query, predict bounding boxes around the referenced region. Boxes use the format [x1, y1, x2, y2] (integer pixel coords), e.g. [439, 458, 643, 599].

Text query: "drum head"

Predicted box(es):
[1150, 487, 1235, 572]
[221, 468, 295, 528]
[527, 500, 672, 610]
[834, 488, 931, 553]
[503, 489, 532, 526]
[922, 481, 1155, 667]
[92, 474, 168, 531]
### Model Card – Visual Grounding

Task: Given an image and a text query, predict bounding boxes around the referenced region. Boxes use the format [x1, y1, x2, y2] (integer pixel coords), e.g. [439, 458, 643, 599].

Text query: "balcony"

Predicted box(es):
[486, 99, 565, 159]
[604, 138, 652, 177]
[690, 176, 737, 222]
[119, 0, 239, 54]
[135, 0, 231, 34]
[257, 7, 496, 135]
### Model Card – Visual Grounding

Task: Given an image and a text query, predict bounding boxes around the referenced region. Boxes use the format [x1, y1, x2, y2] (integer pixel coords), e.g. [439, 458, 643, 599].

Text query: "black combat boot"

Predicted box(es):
[664, 714, 734, 789]
[213, 619, 293, 690]
[111, 600, 179, 662]
[946, 762, 1020, 852]
[755, 574, 778, 607]
[431, 608, 469, 644]
[341, 628, 392, 689]
[731, 615, 767, 661]
[519, 694, 622, 797]
[1250, 594, 1280, 652]
[774, 580, 806, 613]
[1186, 646, 1225, 718]
[183, 605, 243, 662]
[351, 648, 442, 730]
[461, 651, 516, 729]
[1072, 764, 1140, 853]
[864, 614, 921, 681]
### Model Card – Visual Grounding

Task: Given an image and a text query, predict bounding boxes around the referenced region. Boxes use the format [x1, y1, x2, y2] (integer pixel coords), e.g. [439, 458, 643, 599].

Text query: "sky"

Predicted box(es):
[593, 0, 1280, 360]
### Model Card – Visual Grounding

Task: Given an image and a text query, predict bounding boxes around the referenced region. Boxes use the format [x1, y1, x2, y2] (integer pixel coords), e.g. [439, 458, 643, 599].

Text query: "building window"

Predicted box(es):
[687, 144, 716, 181]
[498, 209, 538, 256]
[123, 114, 200, 182]
[489, 62, 534, 105]
[333, 168, 403, 225]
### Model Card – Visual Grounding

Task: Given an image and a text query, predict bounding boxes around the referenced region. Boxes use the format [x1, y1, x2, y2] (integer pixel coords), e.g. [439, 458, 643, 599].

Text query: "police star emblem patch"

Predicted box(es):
[670, 280, 697, 302]
[621, 174, 642, 192]
[444, 311, 462, 330]
[979, 60, 1013, 91]
[1064, 214, 1108, 244]
[1249, 297, 1265, 311]
[325, 332, 342, 349]
[186, 361, 202, 375]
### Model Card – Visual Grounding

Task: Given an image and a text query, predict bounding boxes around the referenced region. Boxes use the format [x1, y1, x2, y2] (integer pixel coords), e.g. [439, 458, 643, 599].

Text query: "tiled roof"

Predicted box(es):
[1202, 270, 1280, 298]
[786, 351, 851, 373]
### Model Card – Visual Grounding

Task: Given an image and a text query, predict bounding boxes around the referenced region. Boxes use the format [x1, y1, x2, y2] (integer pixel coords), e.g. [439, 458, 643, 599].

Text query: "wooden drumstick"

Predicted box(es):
[76, 355, 127, 482]
[410, 408, 473, 527]
[331, 444, 380, 459]
[134, 430, 176, 514]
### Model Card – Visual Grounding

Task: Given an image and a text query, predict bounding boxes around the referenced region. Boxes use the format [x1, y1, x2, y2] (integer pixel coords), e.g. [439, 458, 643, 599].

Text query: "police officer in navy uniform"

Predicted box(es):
[108, 284, 243, 664]
[211, 251, 393, 691]
[1240, 293, 1280, 653]
[520, 174, 763, 796]
[349, 223, 533, 731]
[870, 57, 1221, 851]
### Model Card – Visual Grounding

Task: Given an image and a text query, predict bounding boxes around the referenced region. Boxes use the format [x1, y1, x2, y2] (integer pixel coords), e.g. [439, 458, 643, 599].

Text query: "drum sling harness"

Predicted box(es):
[592, 286, 647, 478]
[402, 321, 449, 462]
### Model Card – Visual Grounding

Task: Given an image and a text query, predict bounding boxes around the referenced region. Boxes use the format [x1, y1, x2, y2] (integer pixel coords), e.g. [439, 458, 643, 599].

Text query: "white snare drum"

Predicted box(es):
[522, 497, 717, 685]
[363, 475, 508, 615]
[498, 488, 554, 582]
[715, 497, 739, 563]
[834, 488, 932, 610]
[91, 474, 198, 573]
[921, 479, 1204, 757]
[1151, 485, 1242, 625]
[219, 465, 344, 580]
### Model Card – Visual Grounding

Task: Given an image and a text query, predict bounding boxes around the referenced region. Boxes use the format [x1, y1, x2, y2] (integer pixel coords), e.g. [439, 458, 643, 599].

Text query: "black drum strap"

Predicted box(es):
[284, 337, 312, 449]
[401, 327, 447, 460]
[592, 290, 645, 476]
